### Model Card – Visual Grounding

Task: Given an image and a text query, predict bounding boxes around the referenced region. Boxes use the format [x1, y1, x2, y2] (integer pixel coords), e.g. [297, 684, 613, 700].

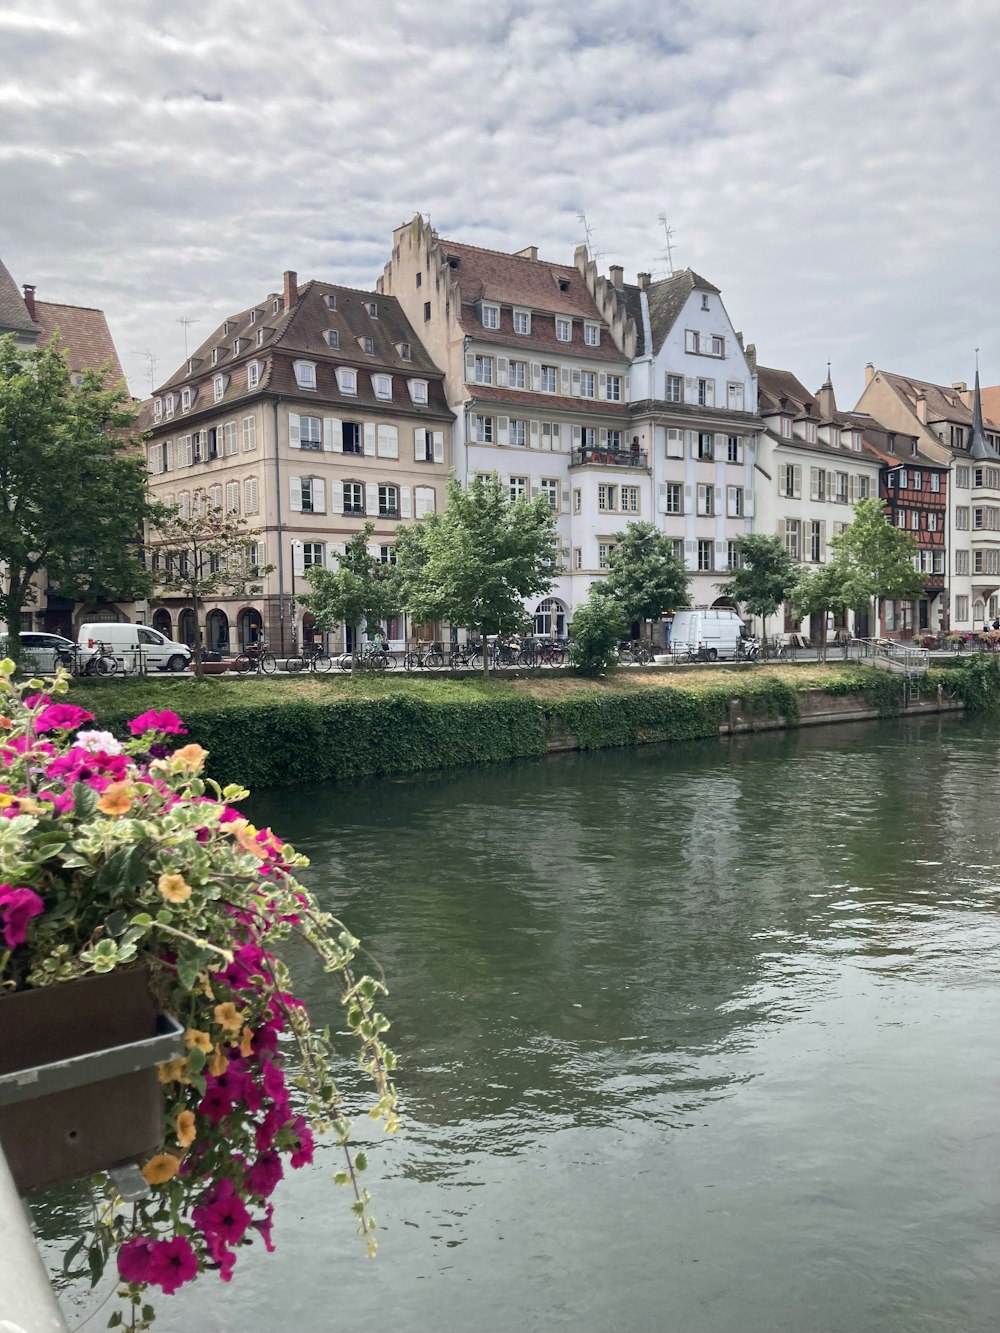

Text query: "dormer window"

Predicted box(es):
[293, 360, 317, 390]
[398, 341, 411, 361]
[165, 394, 175, 419]
[336, 367, 357, 396]
[372, 374, 392, 401]
[513, 309, 531, 336]
[360, 336, 374, 355]
[247, 362, 261, 389]
[830, 427, 840, 448]
[233, 340, 242, 355]
[326, 293, 337, 311]
[272, 299, 282, 315]
[780, 416, 791, 438]
[211, 348, 220, 366]
[213, 375, 225, 403]
[186, 359, 194, 375]
[181, 387, 193, 412]
[223, 321, 233, 335]
[555, 317, 572, 342]
[153, 399, 163, 423]
[327, 330, 339, 349]
[256, 329, 265, 346]
[806, 422, 817, 443]
[249, 309, 257, 324]
[557, 278, 570, 293]
[408, 379, 429, 405]
[367, 301, 378, 318]
[584, 322, 600, 347]
[481, 303, 500, 330]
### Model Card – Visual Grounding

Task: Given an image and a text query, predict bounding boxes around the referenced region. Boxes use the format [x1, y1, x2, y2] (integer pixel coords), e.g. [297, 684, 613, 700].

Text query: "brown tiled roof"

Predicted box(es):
[466, 384, 629, 416]
[438, 239, 602, 319]
[0, 259, 37, 336]
[840, 410, 944, 470]
[878, 369, 986, 426]
[466, 305, 627, 364]
[622, 269, 721, 356]
[34, 301, 125, 384]
[758, 366, 885, 462]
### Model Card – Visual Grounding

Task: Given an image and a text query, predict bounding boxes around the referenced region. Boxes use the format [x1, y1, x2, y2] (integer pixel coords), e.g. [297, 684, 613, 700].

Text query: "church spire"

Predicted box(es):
[967, 349, 998, 461]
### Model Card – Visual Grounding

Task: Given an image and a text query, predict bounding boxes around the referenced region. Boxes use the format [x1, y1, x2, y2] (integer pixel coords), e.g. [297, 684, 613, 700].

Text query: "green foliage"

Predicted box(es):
[790, 564, 853, 658]
[299, 523, 397, 671]
[567, 590, 625, 675]
[716, 534, 796, 631]
[0, 334, 156, 661]
[934, 653, 1000, 710]
[829, 497, 923, 611]
[601, 520, 690, 624]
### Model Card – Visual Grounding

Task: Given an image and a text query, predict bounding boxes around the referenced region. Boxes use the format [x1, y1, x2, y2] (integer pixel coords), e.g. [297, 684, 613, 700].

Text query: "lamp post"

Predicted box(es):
[290, 540, 302, 654]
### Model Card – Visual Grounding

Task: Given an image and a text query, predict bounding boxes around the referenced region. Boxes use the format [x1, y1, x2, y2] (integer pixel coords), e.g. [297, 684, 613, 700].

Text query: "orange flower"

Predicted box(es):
[208, 1047, 229, 1077]
[97, 781, 132, 815]
[239, 1026, 254, 1058]
[0, 716, 12, 730]
[172, 743, 208, 771]
[213, 1001, 245, 1033]
[176, 1110, 196, 1149]
[184, 1028, 213, 1054]
[141, 1153, 180, 1185]
[158, 872, 192, 904]
[157, 1057, 188, 1084]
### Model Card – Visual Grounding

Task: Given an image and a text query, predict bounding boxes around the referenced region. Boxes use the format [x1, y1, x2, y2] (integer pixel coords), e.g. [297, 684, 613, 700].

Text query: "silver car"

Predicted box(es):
[3, 632, 78, 673]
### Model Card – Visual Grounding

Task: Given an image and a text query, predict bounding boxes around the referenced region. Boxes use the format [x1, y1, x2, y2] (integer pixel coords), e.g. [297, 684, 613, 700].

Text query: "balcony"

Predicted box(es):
[570, 446, 648, 470]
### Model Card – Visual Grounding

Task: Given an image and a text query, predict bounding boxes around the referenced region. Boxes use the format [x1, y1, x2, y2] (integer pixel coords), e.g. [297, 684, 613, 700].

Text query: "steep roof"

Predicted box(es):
[621, 269, 721, 357]
[967, 368, 999, 461]
[0, 258, 38, 337]
[435, 239, 600, 319]
[878, 370, 977, 425]
[34, 301, 125, 383]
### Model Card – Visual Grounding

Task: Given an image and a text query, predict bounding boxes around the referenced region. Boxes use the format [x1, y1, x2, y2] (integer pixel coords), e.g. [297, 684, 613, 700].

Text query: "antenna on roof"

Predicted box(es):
[134, 349, 158, 393]
[657, 214, 677, 277]
[577, 211, 601, 261]
[178, 316, 199, 358]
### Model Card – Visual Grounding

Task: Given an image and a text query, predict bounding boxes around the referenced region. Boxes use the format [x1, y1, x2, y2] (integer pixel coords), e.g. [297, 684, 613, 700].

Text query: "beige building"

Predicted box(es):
[143, 272, 453, 653]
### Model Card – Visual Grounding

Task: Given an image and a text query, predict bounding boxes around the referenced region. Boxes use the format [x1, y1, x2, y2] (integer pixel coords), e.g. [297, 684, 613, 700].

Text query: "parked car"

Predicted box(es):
[1, 631, 78, 673]
[77, 623, 192, 673]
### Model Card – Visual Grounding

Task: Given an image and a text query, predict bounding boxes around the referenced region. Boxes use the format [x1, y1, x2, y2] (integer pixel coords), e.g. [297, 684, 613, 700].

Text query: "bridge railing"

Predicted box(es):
[845, 637, 929, 675]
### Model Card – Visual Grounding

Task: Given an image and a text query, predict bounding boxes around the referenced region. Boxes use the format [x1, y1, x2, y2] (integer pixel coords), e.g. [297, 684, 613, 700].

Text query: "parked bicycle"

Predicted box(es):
[340, 644, 397, 672]
[758, 638, 789, 663]
[234, 642, 277, 674]
[404, 641, 444, 670]
[71, 641, 119, 676]
[617, 640, 654, 665]
[447, 643, 480, 669]
[285, 643, 333, 673]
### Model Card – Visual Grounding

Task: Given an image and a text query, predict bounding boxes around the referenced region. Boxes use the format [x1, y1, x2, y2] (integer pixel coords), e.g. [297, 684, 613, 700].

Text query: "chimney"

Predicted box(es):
[283, 270, 298, 309]
[608, 264, 624, 288]
[915, 392, 928, 424]
[637, 272, 651, 290]
[22, 284, 36, 320]
[864, 362, 875, 387]
[746, 342, 757, 372]
[514, 246, 538, 261]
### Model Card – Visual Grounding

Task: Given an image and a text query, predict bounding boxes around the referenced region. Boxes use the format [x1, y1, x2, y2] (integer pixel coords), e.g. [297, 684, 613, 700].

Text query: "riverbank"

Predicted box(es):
[63, 658, 992, 789]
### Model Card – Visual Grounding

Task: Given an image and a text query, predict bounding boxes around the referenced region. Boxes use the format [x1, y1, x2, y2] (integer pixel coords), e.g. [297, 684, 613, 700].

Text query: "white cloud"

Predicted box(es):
[0, 0, 997, 405]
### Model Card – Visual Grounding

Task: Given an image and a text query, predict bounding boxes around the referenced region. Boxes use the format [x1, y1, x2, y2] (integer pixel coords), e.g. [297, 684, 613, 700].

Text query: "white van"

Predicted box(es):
[669, 608, 749, 662]
[78, 624, 192, 673]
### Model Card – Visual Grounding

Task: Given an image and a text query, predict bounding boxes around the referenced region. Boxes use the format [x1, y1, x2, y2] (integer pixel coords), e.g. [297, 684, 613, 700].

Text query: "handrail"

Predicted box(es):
[846, 637, 929, 675]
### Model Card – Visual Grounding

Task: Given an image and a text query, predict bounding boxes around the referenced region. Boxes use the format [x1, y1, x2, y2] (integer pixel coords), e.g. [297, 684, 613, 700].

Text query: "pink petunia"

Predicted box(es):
[246, 1150, 284, 1199]
[33, 703, 96, 734]
[128, 709, 187, 737]
[193, 1178, 252, 1247]
[0, 885, 44, 949]
[146, 1236, 199, 1295]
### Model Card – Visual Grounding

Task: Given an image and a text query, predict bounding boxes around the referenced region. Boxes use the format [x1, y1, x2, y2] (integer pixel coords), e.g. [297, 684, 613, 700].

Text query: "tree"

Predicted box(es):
[393, 475, 558, 676]
[567, 588, 626, 675]
[150, 505, 272, 675]
[790, 564, 851, 661]
[298, 522, 397, 672]
[716, 534, 797, 642]
[828, 497, 923, 636]
[0, 335, 157, 662]
[601, 521, 690, 637]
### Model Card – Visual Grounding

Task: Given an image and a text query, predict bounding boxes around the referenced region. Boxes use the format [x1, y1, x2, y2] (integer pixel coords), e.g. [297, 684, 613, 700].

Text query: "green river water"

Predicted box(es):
[38, 713, 1000, 1331]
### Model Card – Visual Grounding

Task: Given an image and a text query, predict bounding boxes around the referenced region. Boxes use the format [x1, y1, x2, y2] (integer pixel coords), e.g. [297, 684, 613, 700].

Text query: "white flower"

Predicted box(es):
[74, 729, 123, 754]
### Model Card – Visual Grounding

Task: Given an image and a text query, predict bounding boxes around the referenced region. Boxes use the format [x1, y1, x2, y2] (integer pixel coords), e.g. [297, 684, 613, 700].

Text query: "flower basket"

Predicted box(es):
[0, 967, 183, 1194]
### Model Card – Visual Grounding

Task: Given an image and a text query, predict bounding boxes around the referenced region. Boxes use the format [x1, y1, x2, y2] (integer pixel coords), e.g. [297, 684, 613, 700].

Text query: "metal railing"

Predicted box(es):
[845, 637, 930, 676]
[570, 446, 649, 469]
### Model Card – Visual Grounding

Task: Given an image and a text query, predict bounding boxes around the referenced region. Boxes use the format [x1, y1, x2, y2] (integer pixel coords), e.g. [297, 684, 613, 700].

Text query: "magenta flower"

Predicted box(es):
[117, 1235, 158, 1285]
[147, 1236, 199, 1295]
[33, 703, 96, 734]
[252, 1203, 276, 1253]
[246, 1151, 284, 1199]
[128, 709, 187, 737]
[0, 884, 44, 948]
[289, 1117, 315, 1169]
[194, 1179, 252, 1247]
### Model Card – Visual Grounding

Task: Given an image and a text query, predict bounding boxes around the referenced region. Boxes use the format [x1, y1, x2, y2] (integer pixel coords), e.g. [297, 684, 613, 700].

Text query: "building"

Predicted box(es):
[855, 365, 1000, 630]
[756, 367, 881, 637]
[143, 272, 453, 653]
[379, 216, 640, 637]
[0, 259, 38, 346]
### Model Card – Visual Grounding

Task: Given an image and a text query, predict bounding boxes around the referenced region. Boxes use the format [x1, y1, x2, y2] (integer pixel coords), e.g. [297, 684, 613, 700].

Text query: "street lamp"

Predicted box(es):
[290, 540, 302, 653]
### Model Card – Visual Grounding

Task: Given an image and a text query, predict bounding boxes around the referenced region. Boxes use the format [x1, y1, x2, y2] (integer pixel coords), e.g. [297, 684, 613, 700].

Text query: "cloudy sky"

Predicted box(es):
[1, 0, 997, 404]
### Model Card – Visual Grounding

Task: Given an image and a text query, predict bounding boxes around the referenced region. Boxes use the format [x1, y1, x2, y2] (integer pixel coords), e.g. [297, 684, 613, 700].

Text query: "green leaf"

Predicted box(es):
[186, 1044, 206, 1074]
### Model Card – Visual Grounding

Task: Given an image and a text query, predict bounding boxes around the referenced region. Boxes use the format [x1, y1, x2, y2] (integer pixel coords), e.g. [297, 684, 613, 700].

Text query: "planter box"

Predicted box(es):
[0, 969, 183, 1195]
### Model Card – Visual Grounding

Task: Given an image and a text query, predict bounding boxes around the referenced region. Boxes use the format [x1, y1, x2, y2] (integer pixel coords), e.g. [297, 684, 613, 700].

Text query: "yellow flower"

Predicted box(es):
[184, 1028, 213, 1054]
[176, 1110, 196, 1149]
[158, 872, 192, 904]
[213, 1001, 245, 1033]
[172, 743, 208, 771]
[0, 793, 14, 808]
[239, 1026, 254, 1058]
[97, 781, 132, 815]
[157, 1057, 188, 1084]
[208, 1047, 229, 1077]
[141, 1153, 180, 1185]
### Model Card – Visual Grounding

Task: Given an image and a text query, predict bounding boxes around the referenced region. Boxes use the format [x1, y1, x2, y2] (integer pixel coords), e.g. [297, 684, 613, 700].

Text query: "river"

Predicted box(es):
[37, 713, 1000, 1332]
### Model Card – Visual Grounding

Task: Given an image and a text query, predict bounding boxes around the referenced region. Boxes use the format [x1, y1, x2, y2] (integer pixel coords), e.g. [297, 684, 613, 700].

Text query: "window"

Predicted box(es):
[606, 374, 622, 402]
[836, 472, 849, 504]
[408, 379, 428, 404]
[812, 468, 827, 502]
[300, 415, 322, 450]
[784, 519, 801, 560]
[372, 374, 392, 401]
[911, 510, 920, 531]
[810, 520, 823, 563]
[621, 485, 639, 514]
[336, 367, 357, 395]
[343, 482, 364, 514]
[242, 416, 257, 451]
[379, 545, 397, 565]
[697, 433, 714, 460]
[805, 421, 817, 443]
[509, 419, 527, 447]
[955, 550, 970, 575]
[540, 478, 559, 511]
[598, 484, 617, 512]
[666, 374, 683, 403]
[697, 483, 714, 516]
[580, 427, 596, 449]
[302, 543, 324, 570]
[343, 422, 362, 454]
[300, 478, 325, 513]
[974, 507, 985, 530]
[555, 318, 572, 342]
[896, 512, 906, 529]
[474, 355, 494, 385]
[210, 375, 223, 403]
[399, 342, 411, 361]
[423, 301, 431, 321]
[598, 542, 617, 570]
[608, 430, 622, 450]
[481, 303, 500, 330]
[244, 475, 259, 514]
[367, 302, 378, 319]
[955, 506, 970, 530]
[930, 473, 940, 492]
[697, 378, 714, 407]
[898, 468, 908, 490]
[377, 424, 399, 458]
[327, 330, 339, 349]
[711, 336, 724, 356]
[178, 490, 191, 520]
[508, 475, 528, 501]
[858, 475, 871, 499]
[727, 486, 744, 518]
[378, 484, 399, 517]
[247, 362, 261, 389]
[542, 422, 562, 450]
[664, 482, 682, 514]
[294, 361, 316, 390]
[727, 541, 741, 570]
[574, 547, 582, 569]
[540, 365, 557, 393]
[955, 595, 969, 622]
[153, 399, 162, 423]
[513, 309, 531, 335]
[727, 382, 744, 411]
[955, 465, 970, 488]
[361, 336, 374, 355]
[912, 469, 922, 490]
[225, 480, 240, 514]
[164, 394, 175, 419]
[584, 322, 600, 347]
[573, 489, 581, 514]
[148, 443, 162, 475]
[475, 415, 494, 444]
[685, 330, 698, 353]
[727, 436, 743, 464]
[697, 540, 713, 571]
[928, 512, 938, 532]
[580, 371, 596, 399]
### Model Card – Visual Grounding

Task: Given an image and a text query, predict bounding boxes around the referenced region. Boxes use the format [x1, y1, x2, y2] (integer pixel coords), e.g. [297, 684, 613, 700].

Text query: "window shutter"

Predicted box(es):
[379, 425, 399, 458]
[715, 539, 726, 564]
[571, 368, 581, 395]
[313, 478, 326, 512]
[684, 482, 693, 509]
[849, 474, 858, 502]
[810, 468, 819, 501]
[744, 488, 754, 518]
[530, 481, 540, 498]
[826, 470, 836, 499]
[684, 538, 696, 567]
[658, 483, 669, 513]
[531, 361, 542, 389]
[598, 371, 608, 399]
[288, 413, 301, 448]
[727, 486, 738, 517]
[529, 420, 540, 449]
[690, 434, 699, 459]
[778, 518, 786, 548]
[400, 486, 412, 518]
[714, 485, 723, 513]
[414, 427, 426, 461]
[685, 376, 697, 401]
[792, 464, 802, 498]
[497, 416, 509, 445]
[560, 366, 572, 395]
[497, 356, 508, 386]
[572, 425, 582, 447]
[465, 350, 475, 382]
[365, 482, 378, 515]
[819, 520, 827, 561]
[705, 381, 715, 407]
[290, 476, 303, 511]
[363, 423, 376, 456]
[293, 544, 305, 576]
[324, 417, 342, 452]
[329, 482, 343, 515]
[243, 417, 256, 451]
[326, 542, 340, 567]
[599, 427, 608, 447]
[225, 422, 237, 455]
[432, 431, 444, 463]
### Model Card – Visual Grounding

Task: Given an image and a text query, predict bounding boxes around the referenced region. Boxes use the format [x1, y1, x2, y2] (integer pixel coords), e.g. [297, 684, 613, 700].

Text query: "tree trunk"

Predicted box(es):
[351, 622, 359, 675]
[818, 611, 828, 663]
[192, 593, 204, 678]
[481, 624, 490, 679]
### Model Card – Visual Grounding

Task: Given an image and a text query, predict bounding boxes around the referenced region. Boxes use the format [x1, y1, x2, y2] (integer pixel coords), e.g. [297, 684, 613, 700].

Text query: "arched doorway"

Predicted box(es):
[152, 609, 172, 637]
[712, 596, 737, 609]
[178, 608, 196, 648]
[206, 609, 230, 653]
[237, 607, 263, 650]
[533, 598, 567, 639]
